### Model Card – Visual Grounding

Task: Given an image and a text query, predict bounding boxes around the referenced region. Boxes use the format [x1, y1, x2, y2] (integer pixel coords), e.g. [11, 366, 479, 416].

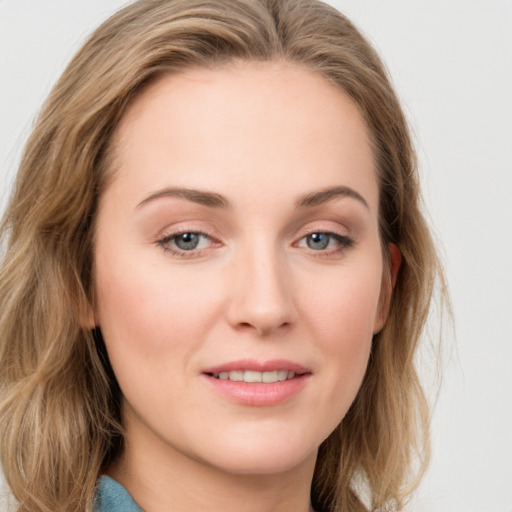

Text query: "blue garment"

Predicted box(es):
[95, 475, 143, 512]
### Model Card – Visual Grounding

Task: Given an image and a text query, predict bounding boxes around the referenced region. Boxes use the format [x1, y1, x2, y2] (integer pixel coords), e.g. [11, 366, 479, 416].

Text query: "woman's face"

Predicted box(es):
[93, 61, 392, 476]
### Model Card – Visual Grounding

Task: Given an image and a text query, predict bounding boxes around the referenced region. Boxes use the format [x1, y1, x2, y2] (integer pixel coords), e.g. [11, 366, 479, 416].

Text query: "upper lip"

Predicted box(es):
[202, 359, 310, 376]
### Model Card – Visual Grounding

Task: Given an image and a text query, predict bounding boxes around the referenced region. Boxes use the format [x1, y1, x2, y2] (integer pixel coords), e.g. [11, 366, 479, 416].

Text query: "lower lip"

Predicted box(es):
[202, 374, 310, 406]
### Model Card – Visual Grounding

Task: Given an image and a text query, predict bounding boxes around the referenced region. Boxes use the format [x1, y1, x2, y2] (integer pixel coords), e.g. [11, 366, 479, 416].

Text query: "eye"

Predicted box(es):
[305, 233, 330, 250]
[173, 232, 206, 251]
[157, 231, 214, 254]
[297, 232, 353, 252]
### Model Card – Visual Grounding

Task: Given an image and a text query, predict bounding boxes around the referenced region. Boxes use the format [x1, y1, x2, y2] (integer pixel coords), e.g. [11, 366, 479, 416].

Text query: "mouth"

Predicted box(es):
[201, 360, 311, 406]
[202, 359, 310, 382]
[206, 369, 300, 383]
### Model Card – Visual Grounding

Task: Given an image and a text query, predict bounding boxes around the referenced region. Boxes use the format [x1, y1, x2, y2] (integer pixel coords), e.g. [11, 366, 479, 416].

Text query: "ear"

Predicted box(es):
[373, 243, 401, 334]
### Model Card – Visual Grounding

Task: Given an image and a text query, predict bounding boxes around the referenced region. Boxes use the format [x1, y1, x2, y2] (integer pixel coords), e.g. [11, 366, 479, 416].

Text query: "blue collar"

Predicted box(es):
[95, 475, 143, 512]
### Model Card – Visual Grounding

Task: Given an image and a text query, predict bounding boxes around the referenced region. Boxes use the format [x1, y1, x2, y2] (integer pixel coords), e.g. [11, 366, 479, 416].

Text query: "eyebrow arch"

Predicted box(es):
[137, 187, 231, 209]
[296, 185, 369, 210]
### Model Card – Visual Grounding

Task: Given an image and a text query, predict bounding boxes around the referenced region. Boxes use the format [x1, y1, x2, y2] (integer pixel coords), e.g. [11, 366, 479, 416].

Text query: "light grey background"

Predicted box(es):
[1, 1, 511, 511]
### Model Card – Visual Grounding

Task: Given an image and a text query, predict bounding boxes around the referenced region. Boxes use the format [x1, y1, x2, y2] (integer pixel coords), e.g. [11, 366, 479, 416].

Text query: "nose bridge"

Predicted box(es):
[227, 235, 295, 335]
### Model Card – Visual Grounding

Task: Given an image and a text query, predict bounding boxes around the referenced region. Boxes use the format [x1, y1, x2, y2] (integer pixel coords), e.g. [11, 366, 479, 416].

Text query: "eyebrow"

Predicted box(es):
[296, 185, 369, 210]
[137, 187, 230, 209]
[136, 185, 369, 211]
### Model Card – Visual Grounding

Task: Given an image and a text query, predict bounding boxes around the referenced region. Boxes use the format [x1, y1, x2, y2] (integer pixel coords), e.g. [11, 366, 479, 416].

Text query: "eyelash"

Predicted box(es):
[156, 230, 217, 258]
[156, 230, 354, 258]
[296, 231, 354, 255]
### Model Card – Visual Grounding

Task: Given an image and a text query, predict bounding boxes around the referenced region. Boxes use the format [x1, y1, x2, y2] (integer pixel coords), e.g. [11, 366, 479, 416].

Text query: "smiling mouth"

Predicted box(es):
[202, 362, 311, 405]
[207, 370, 300, 383]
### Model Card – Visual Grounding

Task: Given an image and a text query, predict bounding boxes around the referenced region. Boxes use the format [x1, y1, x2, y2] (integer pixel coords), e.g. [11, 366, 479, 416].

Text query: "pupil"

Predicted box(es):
[176, 233, 199, 250]
[307, 233, 329, 250]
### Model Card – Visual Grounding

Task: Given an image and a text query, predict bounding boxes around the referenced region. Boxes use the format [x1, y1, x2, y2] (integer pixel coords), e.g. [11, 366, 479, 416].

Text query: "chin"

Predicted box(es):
[209, 448, 316, 476]
[189, 424, 322, 476]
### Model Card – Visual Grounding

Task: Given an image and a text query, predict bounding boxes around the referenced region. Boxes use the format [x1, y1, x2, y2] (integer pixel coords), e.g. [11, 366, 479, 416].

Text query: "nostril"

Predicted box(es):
[234, 320, 291, 336]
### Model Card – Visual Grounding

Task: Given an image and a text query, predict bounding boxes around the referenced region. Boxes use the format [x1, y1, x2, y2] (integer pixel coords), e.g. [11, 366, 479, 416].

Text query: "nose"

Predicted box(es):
[226, 245, 297, 336]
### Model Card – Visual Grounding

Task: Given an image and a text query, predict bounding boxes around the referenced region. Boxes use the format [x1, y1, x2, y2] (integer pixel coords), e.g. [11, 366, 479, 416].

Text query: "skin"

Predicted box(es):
[92, 60, 398, 512]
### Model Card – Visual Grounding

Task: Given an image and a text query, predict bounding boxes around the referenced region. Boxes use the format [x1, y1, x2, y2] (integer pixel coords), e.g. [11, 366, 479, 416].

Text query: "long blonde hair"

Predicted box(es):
[0, 1, 445, 510]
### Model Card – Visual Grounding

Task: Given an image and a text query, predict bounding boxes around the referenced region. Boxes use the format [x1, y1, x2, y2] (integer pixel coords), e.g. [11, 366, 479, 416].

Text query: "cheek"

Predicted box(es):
[303, 260, 383, 346]
[301, 262, 382, 416]
[93, 248, 223, 382]
[321, 284, 376, 371]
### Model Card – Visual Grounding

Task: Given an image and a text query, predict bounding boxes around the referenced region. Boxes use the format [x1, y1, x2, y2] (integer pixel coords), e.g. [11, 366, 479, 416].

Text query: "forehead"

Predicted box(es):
[106, 60, 378, 211]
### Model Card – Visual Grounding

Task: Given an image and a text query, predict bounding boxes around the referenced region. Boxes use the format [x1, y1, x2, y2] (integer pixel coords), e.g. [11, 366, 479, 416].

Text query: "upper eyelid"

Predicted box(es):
[294, 225, 352, 242]
[157, 229, 348, 242]
[157, 232, 219, 252]
[294, 216, 351, 232]
[296, 231, 353, 245]
[152, 217, 354, 243]
[155, 225, 218, 242]
[159, 229, 211, 239]
[299, 227, 347, 237]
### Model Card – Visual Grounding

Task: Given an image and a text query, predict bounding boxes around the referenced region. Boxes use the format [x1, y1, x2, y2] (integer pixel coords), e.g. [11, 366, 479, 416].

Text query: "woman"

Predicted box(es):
[0, 1, 444, 511]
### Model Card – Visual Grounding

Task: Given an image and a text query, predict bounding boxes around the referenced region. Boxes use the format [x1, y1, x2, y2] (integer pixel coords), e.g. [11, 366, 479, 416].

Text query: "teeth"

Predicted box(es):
[213, 370, 299, 382]
[262, 371, 278, 383]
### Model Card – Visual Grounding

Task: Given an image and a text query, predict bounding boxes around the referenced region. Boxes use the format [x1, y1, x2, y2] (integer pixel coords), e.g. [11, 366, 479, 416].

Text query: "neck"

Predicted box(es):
[108, 428, 317, 512]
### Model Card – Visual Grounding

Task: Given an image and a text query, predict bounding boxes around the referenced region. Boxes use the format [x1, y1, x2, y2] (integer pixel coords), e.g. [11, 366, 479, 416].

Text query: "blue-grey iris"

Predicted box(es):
[307, 233, 330, 250]
[175, 233, 200, 250]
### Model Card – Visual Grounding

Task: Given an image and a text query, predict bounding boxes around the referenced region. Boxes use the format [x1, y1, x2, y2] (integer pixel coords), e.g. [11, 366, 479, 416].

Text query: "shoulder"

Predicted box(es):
[95, 475, 143, 512]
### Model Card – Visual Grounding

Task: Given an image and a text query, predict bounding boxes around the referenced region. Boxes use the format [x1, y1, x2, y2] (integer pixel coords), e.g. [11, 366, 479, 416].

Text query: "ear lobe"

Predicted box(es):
[389, 243, 401, 287]
[373, 243, 401, 334]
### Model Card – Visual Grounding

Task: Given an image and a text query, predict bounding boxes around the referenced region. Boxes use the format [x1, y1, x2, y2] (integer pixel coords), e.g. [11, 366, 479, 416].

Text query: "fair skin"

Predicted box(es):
[92, 61, 397, 512]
